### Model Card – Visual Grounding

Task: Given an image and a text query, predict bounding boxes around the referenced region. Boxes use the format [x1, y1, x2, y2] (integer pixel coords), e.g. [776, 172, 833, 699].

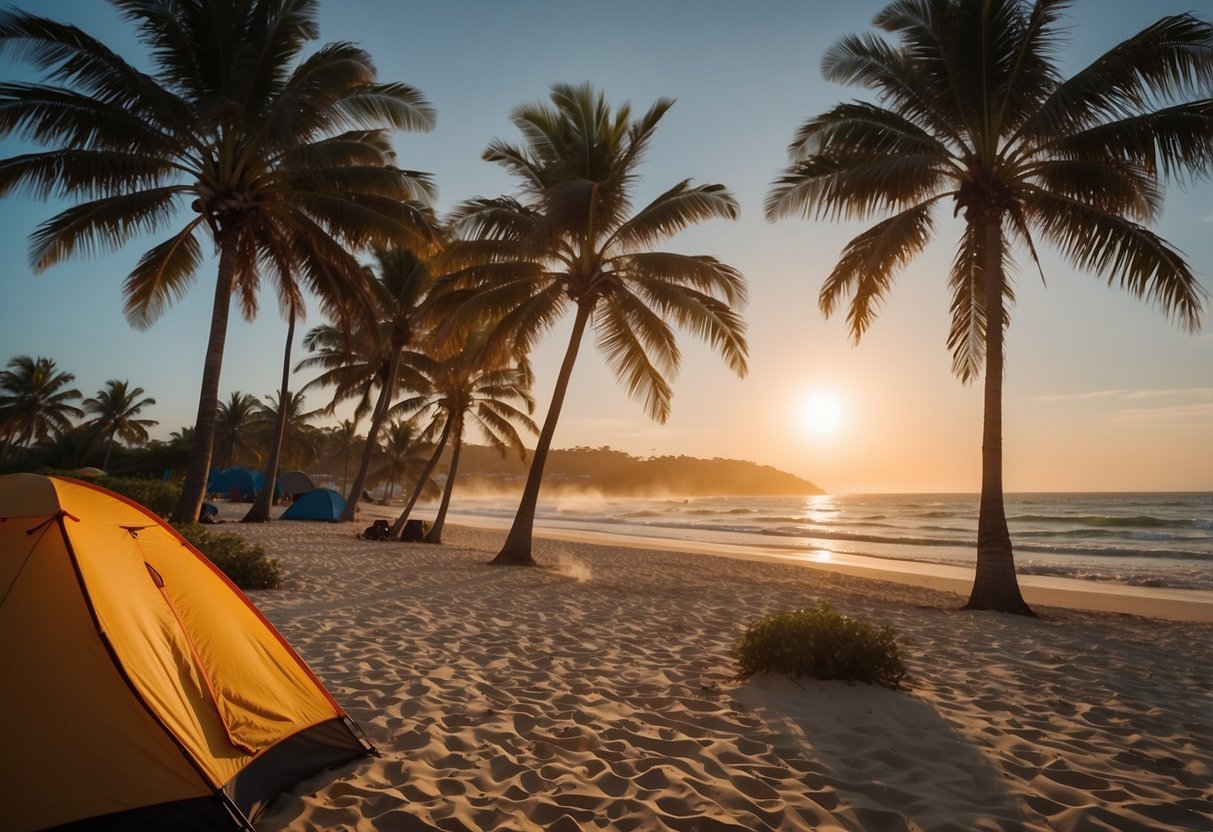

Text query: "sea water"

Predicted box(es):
[438, 492, 1213, 591]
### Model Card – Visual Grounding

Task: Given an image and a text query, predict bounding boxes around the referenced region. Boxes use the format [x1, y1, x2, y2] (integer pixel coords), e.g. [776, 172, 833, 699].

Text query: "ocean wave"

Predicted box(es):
[1010, 513, 1182, 529]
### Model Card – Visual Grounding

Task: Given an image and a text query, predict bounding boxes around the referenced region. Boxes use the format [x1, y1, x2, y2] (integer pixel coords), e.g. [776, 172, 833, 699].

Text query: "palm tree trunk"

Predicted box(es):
[388, 419, 452, 538]
[425, 421, 463, 544]
[172, 243, 239, 523]
[101, 429, 115, 470]
[243, 313, 296, 523]
[965, 217, 1034, 615]
[494, 303, 592, 566]
[341, 354, 400, 522]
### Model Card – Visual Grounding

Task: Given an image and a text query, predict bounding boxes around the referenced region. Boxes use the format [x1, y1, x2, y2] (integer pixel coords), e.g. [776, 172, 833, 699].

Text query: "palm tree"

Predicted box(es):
[81, 379, 158, 469]
[372, 418, 432, 502]
[0, 0, 436, 523]
[243, 300, 301, 522]
[323, 419, 362, 493]
[299, 243, 441, 521]
[215, 392, 262, 469]
[450, 83, 749, 565]
[248, 390, 318, 474]
[0, 355, 83, 460]
[765, 0, 1212, 614]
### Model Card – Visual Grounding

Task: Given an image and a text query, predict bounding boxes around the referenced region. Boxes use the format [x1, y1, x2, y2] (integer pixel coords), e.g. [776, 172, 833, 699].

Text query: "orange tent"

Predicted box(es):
[0, 474, 374, 830]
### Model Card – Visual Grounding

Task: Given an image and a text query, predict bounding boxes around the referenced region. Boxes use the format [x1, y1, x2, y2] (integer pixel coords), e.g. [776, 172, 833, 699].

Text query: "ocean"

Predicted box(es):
[437, 492, 1213, 592]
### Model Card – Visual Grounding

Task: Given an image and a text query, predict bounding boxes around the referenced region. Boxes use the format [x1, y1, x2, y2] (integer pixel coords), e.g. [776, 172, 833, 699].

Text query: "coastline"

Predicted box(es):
[211, 509, 1213, 832]
[374, 504, 1213, 623]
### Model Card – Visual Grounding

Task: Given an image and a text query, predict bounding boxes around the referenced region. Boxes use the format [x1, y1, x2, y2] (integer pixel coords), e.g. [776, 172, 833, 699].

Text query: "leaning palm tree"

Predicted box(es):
[0, 355, 83, 460]
[299, 243, 441, 520]
[81, 379, 158, 469]
[0, 0, 435, 523]
[766, 0, 1212, 614]
[450, 83, 748, 565]
[387, 340, 536, 543]
[243, 297, 302, 522]
[247, 390, 319, 474]
[215, 391, 262, 469]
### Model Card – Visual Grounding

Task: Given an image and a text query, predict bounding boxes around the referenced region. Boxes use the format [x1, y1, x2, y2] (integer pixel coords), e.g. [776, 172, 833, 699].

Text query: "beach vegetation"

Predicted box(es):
[0, 0, 437, 526]
[766, 0, 1212, 614]
[173, 523, 283, 590]
[90, 475, 183, 518]
[450, 82, 750, 566]
[0, 356, 83, 462]
[387, 333, 537, 544]
[81, 380, 158, 471]
[733, 603, 908, 690]
[300, 242, 444, 521]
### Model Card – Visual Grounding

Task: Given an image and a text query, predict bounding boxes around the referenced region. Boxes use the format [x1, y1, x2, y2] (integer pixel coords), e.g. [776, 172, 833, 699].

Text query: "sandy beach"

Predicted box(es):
[215, 505, 1212, 831]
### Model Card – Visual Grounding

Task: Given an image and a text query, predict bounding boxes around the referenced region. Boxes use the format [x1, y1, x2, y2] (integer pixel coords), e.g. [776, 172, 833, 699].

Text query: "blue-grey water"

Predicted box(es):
[435, 492, 1213, 591]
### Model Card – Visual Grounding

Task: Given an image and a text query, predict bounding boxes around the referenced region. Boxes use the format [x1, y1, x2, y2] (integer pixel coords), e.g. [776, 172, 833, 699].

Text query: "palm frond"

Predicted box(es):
[594, 300, 676, 423]
[29, 185, 184, 271]
[121, 220, 204, 329]
[609, 181, 739, 251]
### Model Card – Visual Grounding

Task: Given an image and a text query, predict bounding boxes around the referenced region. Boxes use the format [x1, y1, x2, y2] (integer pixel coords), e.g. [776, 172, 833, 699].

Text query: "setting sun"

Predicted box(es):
[802, 391, 843, 435]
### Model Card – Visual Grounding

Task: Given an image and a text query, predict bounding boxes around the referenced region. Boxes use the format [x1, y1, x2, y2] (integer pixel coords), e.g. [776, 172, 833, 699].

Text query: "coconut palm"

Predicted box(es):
[81, 379, 158, 469]
[299, 243, 441, 520]
[0, 355, 83, 460]
[215, 391, 262, 469]
[450, 83, 748, 565]
[0, 0, 436, 523]
[387, 342, 536, 543]
[371, 418, 432, 502]
[766, 0, 1212, 614]
[248, 390, 319, 473]
[243, 301, 301, 522]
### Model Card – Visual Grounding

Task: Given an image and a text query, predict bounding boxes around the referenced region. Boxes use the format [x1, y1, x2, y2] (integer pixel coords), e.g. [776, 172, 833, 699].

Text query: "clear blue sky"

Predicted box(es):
[1, 0, 1209, 492]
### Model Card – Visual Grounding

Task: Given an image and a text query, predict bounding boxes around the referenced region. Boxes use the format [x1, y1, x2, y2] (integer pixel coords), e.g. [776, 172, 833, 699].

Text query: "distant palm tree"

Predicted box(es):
[451, 83, 748, 565]
[299, 244, 442, 520]
[372, 418, 432, 502]
[248, 390, 318, 473]
[386, 339, 536, 541]
[0, 1, 436, 523]
[766, 0, 1212, 614]
[0, 355, 83, 460]
[244, 301, 302, 522]
[215, 392, 262, 469]
[81, 379, 158, 469]
[324, 419, 362, 494]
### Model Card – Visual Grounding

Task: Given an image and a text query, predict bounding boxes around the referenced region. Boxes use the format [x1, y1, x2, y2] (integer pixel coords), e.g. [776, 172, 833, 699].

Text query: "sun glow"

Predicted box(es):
[802, 391, 843, 435]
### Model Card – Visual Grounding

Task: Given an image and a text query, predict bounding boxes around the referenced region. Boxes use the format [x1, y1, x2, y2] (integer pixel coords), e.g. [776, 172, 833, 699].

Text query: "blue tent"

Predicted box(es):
[206, 468, 258, 501]
[280, 488, 346, 522]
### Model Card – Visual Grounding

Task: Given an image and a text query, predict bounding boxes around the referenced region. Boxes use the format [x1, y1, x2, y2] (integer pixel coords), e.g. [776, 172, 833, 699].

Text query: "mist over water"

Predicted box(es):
[433, 491, 1213, 591]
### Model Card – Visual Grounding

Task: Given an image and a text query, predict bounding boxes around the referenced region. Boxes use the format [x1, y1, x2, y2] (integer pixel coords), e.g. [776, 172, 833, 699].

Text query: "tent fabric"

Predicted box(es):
[277, 470, 315, 499]
[0, 474, 373, 831]
[206, 468, 259, 501]
[280, 488, 346, 522]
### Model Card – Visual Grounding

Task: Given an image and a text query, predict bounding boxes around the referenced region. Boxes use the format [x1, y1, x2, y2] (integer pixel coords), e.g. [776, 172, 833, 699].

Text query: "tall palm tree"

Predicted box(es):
[81, 379, 158, 469]
[450, 83, 749, 565]
[215, 391, 262, 469]
[0, 0, 436, 523]
[243, 300, 301, 522]
[766, 0, 1212, 614]
[299, 243, 441, 520]
[0, 355, 83, 460]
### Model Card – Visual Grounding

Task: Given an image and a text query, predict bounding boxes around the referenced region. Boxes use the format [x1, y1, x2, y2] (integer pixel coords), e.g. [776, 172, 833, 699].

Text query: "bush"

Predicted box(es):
[733, 602, 908, 690]
[94, 476, 183, 517]
[173, 523, 283, 591]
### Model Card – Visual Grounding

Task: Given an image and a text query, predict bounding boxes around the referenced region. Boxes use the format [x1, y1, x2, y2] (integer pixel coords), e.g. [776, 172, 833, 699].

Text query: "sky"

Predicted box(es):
[1, 0, 1210, 494]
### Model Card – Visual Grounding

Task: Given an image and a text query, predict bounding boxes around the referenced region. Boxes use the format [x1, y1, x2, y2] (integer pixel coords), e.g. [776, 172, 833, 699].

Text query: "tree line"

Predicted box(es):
[1, 0, 1209, 614]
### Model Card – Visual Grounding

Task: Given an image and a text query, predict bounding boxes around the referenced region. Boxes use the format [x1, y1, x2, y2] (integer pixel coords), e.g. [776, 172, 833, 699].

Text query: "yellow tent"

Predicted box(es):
[0, 474, 374, 830]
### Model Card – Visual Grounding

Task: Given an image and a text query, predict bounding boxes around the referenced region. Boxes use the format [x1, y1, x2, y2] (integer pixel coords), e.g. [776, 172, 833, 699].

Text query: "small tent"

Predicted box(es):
[0, 474, 374, 831]
[280, 488, 346, 522]
[277, 470, 316, 500]
[206, 467, 259, 501]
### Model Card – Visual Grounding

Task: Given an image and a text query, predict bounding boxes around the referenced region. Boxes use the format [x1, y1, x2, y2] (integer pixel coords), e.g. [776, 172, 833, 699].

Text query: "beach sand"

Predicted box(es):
[216, 506, 1212, 831]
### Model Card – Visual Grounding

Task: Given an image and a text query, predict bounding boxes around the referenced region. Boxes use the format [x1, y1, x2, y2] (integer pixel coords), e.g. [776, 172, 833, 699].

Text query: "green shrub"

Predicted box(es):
[733, 602, 908, 690]
[173, 523, 283, 591]
[94, 476, 183, 517]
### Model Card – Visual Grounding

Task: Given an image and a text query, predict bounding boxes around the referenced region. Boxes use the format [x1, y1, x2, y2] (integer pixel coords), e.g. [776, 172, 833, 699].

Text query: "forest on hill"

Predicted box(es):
[451, 445, 822, 497]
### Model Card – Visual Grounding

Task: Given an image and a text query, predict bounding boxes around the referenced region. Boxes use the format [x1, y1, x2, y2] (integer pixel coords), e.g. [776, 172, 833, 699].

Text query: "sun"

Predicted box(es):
[801, 391, 843, 435]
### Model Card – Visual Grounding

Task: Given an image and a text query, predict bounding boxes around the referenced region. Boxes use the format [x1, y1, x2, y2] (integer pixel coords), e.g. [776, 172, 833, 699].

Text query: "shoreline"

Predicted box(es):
[360, 503, 1213, 623]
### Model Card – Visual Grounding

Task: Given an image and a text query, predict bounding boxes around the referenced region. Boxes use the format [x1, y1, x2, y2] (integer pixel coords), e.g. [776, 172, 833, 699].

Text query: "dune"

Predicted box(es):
[215, 505, 1212, 831]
